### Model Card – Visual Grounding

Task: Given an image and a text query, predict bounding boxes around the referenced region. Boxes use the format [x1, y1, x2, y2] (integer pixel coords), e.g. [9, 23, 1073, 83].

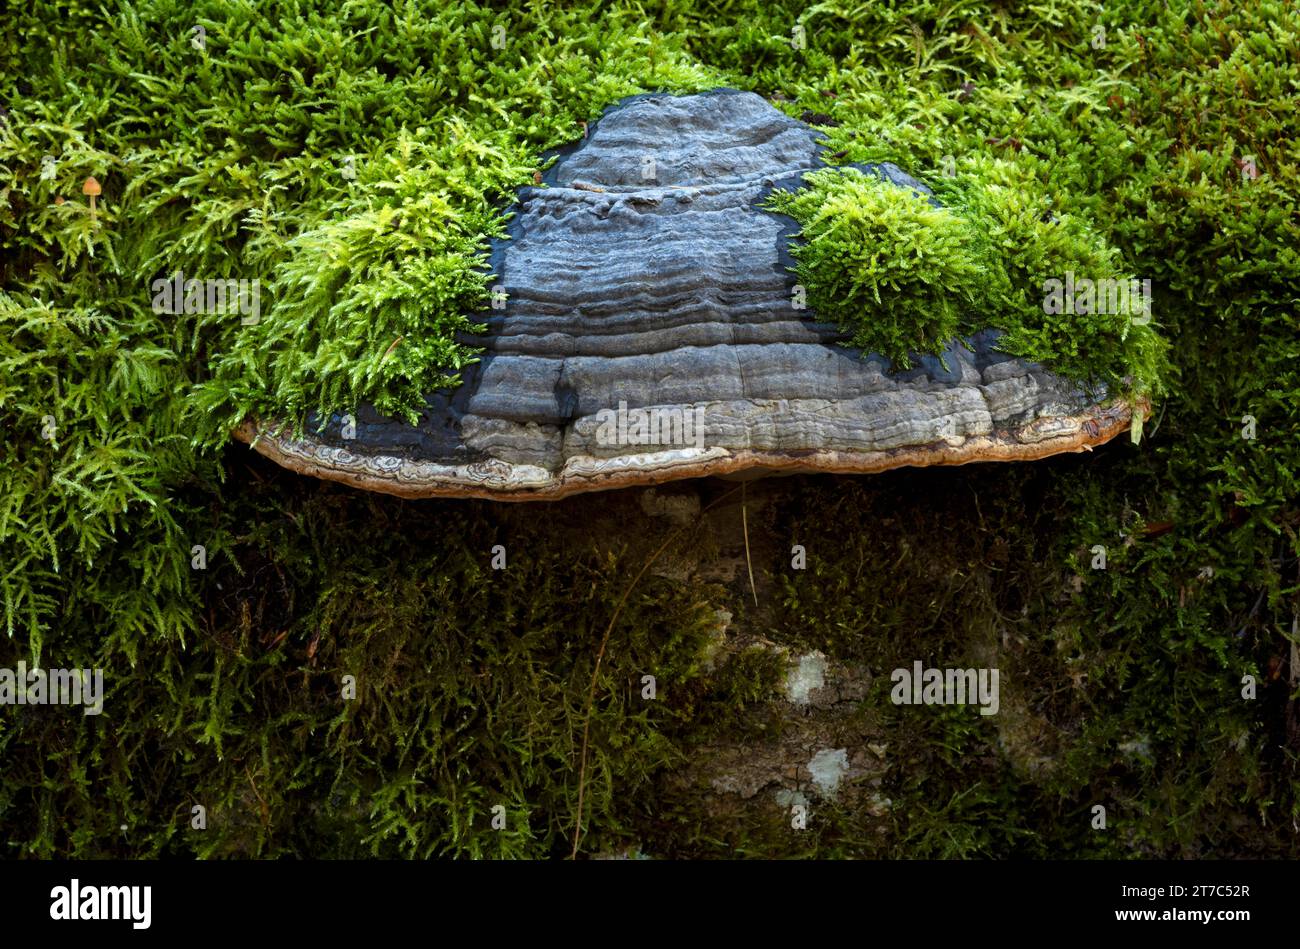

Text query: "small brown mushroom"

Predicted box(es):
[82, 176, 101, 219]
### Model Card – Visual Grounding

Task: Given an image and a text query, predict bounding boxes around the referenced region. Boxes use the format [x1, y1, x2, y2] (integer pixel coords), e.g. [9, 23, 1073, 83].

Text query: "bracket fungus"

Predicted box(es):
[237, 90, 1146, 501]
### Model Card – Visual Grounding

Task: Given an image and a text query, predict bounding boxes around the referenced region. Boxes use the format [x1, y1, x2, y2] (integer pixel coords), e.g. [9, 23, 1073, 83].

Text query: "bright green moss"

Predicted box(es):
[767, 168, 981, 366]
[956, 158, 1166, 398]
[1, 0, 1298, 860]
[769, 162, 1166, 395]
[1, 1, 723, 437]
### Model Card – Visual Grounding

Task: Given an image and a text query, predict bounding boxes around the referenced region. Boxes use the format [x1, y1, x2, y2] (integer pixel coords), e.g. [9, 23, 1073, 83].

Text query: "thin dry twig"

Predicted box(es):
[742, 481, 758, 607]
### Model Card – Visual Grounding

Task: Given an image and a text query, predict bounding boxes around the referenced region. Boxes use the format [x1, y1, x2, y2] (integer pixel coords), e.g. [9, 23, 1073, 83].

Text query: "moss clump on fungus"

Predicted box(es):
[767, 168, 981, 366]
[768, 163, 1166, 397]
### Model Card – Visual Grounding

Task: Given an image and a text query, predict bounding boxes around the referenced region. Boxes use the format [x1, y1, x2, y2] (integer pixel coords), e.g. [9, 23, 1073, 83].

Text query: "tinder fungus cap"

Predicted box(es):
[238, 91, 1139, 501]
